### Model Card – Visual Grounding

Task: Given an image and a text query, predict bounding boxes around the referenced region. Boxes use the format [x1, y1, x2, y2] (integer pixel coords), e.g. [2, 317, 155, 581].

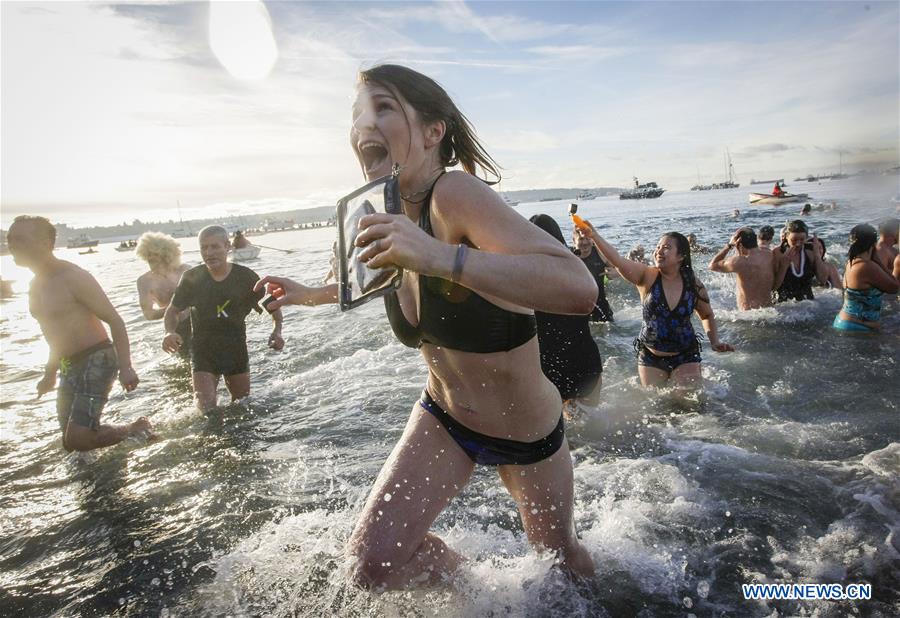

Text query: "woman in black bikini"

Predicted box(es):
[256, 65, 597, 588]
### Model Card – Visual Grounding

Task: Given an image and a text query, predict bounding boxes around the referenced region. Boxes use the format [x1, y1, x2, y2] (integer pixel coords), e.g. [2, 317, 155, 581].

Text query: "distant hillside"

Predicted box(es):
[501, 187, 625, 203]
[49, 205, 335, 245]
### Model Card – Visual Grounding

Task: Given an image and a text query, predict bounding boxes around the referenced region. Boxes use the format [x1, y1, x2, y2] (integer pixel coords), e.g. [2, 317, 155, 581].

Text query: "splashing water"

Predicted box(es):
[1, 177, 898, 615]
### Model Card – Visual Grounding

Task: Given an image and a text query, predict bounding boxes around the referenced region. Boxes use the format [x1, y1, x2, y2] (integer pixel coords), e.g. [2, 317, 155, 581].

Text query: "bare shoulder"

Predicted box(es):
[431, 171, 504, 217]
[430, 171, 513, 241]
[636, 266, 661, 295]
[55, 260, 94, 283]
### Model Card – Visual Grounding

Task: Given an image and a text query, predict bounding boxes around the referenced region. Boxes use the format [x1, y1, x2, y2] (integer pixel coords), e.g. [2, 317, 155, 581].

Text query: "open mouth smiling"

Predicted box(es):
[358, 141, 389, 175]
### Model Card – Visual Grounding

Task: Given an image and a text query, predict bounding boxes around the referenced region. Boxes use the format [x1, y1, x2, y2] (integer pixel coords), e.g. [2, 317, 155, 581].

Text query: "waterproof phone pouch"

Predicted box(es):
[336, 170, 403, 311]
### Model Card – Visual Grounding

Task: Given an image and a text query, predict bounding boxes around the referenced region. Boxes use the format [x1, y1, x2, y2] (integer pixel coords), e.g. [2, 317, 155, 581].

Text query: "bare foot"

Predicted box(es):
[130, 417, 159, 443]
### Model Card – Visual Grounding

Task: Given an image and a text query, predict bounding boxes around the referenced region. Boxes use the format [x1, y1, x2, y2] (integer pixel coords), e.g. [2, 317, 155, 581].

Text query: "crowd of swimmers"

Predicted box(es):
[7, 64, 900, 591]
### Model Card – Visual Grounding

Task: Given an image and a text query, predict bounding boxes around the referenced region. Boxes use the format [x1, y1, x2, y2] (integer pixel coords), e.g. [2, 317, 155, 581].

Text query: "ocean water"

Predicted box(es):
[1, 175, 898, 617]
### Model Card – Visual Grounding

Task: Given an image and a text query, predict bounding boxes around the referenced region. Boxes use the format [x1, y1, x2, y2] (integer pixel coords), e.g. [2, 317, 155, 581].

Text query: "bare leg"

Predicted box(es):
[192, 371, 220, 412]
[670, 361, 702, 397]
[498, 441, 595, 579]
[638, 364, 670, 387]
[347, 402, 476, 590]
[64, 417, 155, 452]
[223, 372, 250, 402]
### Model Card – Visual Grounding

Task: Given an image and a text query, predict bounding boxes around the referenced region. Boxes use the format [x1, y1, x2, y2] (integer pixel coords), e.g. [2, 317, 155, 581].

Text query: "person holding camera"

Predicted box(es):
[708, 227, 780, 309]
[773, 220, 828, 303]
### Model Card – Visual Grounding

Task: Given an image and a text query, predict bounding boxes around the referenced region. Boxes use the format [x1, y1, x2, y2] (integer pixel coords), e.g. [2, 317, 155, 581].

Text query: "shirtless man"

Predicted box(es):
[162, 226, 284, 411]
[7, 215, 150, 451]
[757, 225, 775, 250]
[875, 218, 898, 274]
[135, 232, 191, 350]
[709, 227, 779, 309]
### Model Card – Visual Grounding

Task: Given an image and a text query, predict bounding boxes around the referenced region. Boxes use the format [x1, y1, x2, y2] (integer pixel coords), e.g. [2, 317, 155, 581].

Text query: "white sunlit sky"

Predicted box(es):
[1, 0, 898, 228]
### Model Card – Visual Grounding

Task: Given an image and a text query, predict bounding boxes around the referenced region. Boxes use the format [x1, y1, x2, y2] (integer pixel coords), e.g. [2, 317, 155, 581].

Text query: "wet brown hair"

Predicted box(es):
[358, 64, 501, 182]
[13, 215, 56, 245]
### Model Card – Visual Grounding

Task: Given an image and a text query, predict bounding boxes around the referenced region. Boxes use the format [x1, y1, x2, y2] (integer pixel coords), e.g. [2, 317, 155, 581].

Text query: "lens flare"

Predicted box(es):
[208, 0, 277, 81]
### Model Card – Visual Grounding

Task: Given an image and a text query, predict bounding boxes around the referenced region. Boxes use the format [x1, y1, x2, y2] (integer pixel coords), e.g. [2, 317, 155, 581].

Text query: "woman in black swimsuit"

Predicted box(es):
[256, 65, 597, 588]
[575, 224, 733, 390]
[774, 220, 828, 302]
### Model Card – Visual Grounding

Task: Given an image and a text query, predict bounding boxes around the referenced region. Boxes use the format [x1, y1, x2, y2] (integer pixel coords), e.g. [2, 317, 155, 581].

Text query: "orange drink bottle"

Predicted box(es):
[569, 203, 592, 232]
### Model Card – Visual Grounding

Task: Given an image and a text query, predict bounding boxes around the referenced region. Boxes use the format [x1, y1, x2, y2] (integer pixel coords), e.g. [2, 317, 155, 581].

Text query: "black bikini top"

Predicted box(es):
[384, 183, 537, 353]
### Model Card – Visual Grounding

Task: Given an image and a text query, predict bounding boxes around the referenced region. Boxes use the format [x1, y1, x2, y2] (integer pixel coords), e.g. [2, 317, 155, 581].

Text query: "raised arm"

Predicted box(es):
[357, 171, 596, 315]
[807, 247, 828, 284]
[863, 261, 900, 294]
[773, 247, 791, 290]
[69, 268, 139, 391]
[583, 225, 656, 288]
[709, 241, 739, 274]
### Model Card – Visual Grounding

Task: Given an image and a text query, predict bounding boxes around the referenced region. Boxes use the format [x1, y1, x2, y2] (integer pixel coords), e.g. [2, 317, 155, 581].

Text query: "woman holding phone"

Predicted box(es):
[257, 65, 597, 589]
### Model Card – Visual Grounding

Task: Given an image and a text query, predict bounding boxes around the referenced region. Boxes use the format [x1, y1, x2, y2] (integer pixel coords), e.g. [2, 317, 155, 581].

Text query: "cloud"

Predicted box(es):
[525, 45, 632, 64]
[361, 0, 572, 44]
[741, 143, 801, 155]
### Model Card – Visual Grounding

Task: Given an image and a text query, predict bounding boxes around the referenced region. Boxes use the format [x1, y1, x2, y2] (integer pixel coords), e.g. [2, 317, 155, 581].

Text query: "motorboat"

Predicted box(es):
[232, 245, 261, 261]
[620, 177, 665, 200]
[115, 240, 137, 252]
[66, 234, 99, 249]
[748, 192, 809, 205]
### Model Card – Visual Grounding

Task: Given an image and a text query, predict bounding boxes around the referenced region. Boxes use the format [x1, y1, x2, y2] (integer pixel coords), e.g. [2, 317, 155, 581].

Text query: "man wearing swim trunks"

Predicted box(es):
[709, 227, 779, 309]
[7, 215, 150, 452]
[162, 225, 284, 411]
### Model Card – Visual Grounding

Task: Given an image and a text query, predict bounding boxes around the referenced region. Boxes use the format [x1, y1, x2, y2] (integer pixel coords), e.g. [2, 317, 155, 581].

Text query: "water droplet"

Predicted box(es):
[725, 511, 731, 517]
[683, 597, 693, 608]
[134, 540, 141, 547]
[697, 580, 710, 599]
[151, 577, 160, 586]
[396, 542, 402, 547]
[531, 508, 538, 514]
[383, 493, 392, 502]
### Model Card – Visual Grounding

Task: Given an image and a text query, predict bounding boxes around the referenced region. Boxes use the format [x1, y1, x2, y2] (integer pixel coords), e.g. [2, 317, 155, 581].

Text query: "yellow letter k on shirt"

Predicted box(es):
[216, 299, 231, 318]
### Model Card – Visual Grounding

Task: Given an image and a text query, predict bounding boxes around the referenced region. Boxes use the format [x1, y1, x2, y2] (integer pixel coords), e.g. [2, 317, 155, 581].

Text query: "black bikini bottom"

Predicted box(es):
[418, 390, 565, 466]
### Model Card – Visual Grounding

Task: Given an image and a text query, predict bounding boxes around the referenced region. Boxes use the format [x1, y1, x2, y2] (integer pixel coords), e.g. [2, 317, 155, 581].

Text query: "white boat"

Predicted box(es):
[232, 245, 261, 261]
[66, 234, 99, 249]
[620, 177, 665, 200]
[748, 192, 809, 205]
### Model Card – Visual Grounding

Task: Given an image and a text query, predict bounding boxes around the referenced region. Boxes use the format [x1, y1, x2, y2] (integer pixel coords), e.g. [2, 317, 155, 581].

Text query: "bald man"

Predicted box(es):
[162, 225, 284, 411]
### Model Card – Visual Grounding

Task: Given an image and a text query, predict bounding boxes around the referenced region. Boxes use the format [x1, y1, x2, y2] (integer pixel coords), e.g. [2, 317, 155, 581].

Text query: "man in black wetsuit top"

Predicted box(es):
[573, 228, 615, 322]
[162, 225, 284, 411]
